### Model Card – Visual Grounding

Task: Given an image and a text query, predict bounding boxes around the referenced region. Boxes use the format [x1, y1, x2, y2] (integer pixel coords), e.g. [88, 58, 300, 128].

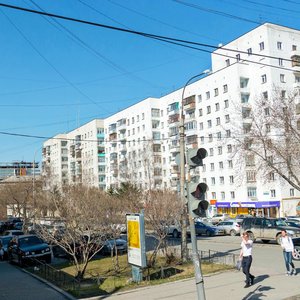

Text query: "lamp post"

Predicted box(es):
[179, 69, 210, 261]
[32, 148, 40, 231]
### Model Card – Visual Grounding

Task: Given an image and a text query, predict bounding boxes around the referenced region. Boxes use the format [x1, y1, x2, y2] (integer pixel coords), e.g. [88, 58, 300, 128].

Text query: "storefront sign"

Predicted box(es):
[216, 201, 280, 208]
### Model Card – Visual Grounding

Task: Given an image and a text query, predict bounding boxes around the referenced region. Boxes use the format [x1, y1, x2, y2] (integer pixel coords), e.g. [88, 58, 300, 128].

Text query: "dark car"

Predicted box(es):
[9, 235, 51, 266]
[101, 238, 127, 256]
[291, 238, 300, 261]
[193, 221, 225, 236]
[0, 236, 13, 259]
[242, 217, 300, 244]
[0, 221, 8, 233]
[3, 230, 24, 236]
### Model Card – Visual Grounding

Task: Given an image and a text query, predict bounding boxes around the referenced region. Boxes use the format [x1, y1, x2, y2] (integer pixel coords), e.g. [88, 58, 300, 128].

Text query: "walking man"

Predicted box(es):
[280, 229, 296, 276]
[240, 232, 255, 288]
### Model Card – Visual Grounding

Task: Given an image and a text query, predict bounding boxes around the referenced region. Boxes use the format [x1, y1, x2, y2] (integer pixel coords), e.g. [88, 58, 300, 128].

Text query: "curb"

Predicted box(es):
[21, 267, 76, 300]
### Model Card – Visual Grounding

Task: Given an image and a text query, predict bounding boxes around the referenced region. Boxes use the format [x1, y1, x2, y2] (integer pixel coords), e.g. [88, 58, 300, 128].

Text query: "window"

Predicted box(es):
[198, 94, 202, 102]
[226, 130, 231, 137]
[247, 187, 257, 198]
[219, 161, 223, 169]
[266, 124, 271, 132]
[208, 134, 213, 142]
[264, 107, 270, 116]
[279, 58, 283, 66]
[280, 74, 285, 83]
[217, 132, 221, 140]
[241, 93, 250, 103]
[270, 189, 276, 197]
[236, 54, 240, 61]
[221, 192, 225, 200]
[211, 177, 216, 185]
[225, 59, 230, 66]
[290, 188, 295, 196]
[207, 120, 212, 128]
[246, 171, 256, 182]
[214, 88, 219, 96]
[240, 77, 249, 88]
[230, 191, 235, 199]
[132, 117, 135, 124]
[206, 91, 210, 100]
[207, 106, 211, 114]
[212, 192, 216, 199]
[247, 48, 252, 55]
[210, 163, 215, 171]
[218, 146, 222, 155]
[227, 145, 232, 153]
[209, 148, 214, 156]
[200, 136, 205, 143]
[225, 114, 230, 123]
[263, 91, 268, 99]
[292, 45, 297, 51]
[229, 175, 234, 184]
[281, 90, 286, 98]
[202, 164, 206, 172]
[199, 122, 203, 130]
[224, 100, 229, 108]
[261, 74, 267, 83]
[216, 117, 221, 125]
[277, 41, 282, 50]
[269, 172, 275, 181]
[220, 176, 224, 184]
[228, 160, 233, 168]
[215, 103, 220, 111]
[142, 113, 145, 120]
[259, 42, 264, 51]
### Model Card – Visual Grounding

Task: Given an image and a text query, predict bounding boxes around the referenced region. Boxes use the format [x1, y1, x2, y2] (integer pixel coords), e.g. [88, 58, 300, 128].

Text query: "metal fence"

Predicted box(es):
[187, 248, 239, 266]
[26, 259, 80, 292]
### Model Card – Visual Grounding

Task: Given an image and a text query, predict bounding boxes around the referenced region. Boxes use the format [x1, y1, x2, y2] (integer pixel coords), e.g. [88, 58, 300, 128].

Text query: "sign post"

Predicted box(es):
[126, 212, 147, 282]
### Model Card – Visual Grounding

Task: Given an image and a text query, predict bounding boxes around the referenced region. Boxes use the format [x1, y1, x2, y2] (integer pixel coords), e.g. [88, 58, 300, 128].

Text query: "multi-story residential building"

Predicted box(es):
[42, 23, 300, 217]
[42, 120, 105, 189]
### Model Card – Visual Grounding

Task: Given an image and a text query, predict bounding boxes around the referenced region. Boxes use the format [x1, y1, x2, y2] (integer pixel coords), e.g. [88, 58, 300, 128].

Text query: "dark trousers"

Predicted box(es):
[242, 255, 253, 284]
[283, 251, 295, 272]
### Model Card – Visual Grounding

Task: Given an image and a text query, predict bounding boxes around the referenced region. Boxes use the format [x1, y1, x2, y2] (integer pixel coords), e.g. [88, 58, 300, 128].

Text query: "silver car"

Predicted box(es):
[216, 220, 242, 236]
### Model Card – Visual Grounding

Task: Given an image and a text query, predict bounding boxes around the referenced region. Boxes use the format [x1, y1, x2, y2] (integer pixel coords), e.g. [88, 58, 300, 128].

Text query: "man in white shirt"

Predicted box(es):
[280, 229, 296, 276]
[239, 232, 255, 288]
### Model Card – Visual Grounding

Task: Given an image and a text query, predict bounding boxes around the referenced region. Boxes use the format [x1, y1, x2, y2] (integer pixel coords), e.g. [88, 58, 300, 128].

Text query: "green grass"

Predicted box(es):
[58, 254, 233, 298]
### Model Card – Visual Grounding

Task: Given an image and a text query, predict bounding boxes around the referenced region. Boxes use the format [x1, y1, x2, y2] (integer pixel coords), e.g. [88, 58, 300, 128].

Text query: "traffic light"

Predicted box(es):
[188, 182, 209, 217]
[187, 148, 207, 168]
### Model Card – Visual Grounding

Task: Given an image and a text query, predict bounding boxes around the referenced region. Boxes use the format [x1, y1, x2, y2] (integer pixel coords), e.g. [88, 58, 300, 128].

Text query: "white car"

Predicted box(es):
[211, 214, 230, 224]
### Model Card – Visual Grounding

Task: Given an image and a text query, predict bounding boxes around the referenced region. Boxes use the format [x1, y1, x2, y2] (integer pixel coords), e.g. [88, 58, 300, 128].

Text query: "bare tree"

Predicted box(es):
[36, 185, 116, 280]
[231, 88, 300, 191]
[144, 190, 183, 267]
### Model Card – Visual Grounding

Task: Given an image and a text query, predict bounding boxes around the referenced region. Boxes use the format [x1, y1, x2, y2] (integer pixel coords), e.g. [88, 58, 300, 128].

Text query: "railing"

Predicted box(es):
[26, 259, 80, 292]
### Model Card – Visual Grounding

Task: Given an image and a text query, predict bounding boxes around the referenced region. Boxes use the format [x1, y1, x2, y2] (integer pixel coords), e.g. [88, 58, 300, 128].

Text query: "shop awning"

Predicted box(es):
[215, 201, 280, 208]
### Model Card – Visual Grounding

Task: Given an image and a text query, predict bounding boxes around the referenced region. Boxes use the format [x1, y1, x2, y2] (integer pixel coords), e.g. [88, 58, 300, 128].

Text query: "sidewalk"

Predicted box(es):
[83, 267, 300, 300]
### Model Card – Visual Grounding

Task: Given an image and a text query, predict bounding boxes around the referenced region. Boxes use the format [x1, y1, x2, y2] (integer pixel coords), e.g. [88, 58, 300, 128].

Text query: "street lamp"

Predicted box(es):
[32, 148, 41, 231]
[179, 69, 210, 300]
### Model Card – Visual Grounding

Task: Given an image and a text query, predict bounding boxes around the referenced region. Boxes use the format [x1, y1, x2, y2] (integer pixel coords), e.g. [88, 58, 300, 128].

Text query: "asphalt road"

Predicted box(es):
[0, 261, 72, 300]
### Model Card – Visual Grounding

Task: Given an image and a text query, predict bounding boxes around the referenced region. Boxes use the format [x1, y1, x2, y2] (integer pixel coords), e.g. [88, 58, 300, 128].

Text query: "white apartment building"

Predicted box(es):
[43, 120, 105, 189]
[42, 23, 300, 217]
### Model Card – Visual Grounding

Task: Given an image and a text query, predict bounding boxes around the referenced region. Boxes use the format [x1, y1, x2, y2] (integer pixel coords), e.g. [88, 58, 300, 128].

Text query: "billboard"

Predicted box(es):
[126, 213, 146, 268]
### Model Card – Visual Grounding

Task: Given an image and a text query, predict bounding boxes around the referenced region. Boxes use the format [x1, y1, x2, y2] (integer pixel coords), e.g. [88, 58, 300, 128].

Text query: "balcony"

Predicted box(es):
[109, 133, 117, 142]
[291, 50, 300, 72]
[119, 144, 127, 152]
[183, 95, 196, 111]
[109, 123, 117, 134]
[168, 113, 180, 124]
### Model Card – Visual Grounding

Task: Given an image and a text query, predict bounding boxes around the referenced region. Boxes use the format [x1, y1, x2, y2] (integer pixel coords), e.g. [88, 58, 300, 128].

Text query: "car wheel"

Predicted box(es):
[293, 246, 300, 261]
[261, 239, 270, 244]
[276, 233, 282, 245]
[230, 230, 236, 236]
[206, 230, 213, 237]
[173, 229, 179, 239]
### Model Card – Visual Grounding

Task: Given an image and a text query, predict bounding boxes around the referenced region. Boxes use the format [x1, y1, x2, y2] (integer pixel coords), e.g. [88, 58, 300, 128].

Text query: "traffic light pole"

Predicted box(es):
[186, 151, 206, 300]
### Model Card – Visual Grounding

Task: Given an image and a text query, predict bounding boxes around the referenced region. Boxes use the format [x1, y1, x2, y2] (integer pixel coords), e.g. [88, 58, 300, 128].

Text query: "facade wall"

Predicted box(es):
[42, 23, 300, 217]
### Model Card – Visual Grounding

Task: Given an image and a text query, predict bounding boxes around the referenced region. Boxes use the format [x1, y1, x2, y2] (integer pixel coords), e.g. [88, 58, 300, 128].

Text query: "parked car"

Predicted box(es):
[216, 220, 242, 236]
[234, 214, 252, 223]
[3, 230, 24, 236]
[0, 221, 8, 233]
[101, 238, 127, 255]
[291, 237, 300, 261]
[0, 236, 13, 259]
[211, 214, 230, 224]
[6, 217, 22, 229]
[285, 220, 300, 228]
[192, 221, 225, 236]
[9, 235, 51, 266]
[242, 217, 300, 244]
[164, 222, 181, 238]
[13, 222, 23, 231]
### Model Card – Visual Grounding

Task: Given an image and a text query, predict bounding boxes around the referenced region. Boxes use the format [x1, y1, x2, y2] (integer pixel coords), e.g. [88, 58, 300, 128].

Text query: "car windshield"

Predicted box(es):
[19, 236, 43, 247]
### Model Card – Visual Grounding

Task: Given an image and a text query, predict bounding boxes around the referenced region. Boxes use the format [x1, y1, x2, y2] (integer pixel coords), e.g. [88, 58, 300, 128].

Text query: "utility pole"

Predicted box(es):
[180, 70, 210, 262]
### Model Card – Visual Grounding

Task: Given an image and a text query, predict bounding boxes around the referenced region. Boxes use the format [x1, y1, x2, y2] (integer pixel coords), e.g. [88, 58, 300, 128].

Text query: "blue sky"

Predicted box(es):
[0, 0, 299, 164]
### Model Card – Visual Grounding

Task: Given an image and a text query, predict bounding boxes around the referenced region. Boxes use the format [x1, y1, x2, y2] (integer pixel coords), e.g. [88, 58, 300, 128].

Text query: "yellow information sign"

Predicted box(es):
[128, 220, 140, 249]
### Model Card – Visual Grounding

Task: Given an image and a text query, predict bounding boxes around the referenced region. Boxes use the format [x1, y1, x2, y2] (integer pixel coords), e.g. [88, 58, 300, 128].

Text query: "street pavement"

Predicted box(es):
[0, 261, 73, 300]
